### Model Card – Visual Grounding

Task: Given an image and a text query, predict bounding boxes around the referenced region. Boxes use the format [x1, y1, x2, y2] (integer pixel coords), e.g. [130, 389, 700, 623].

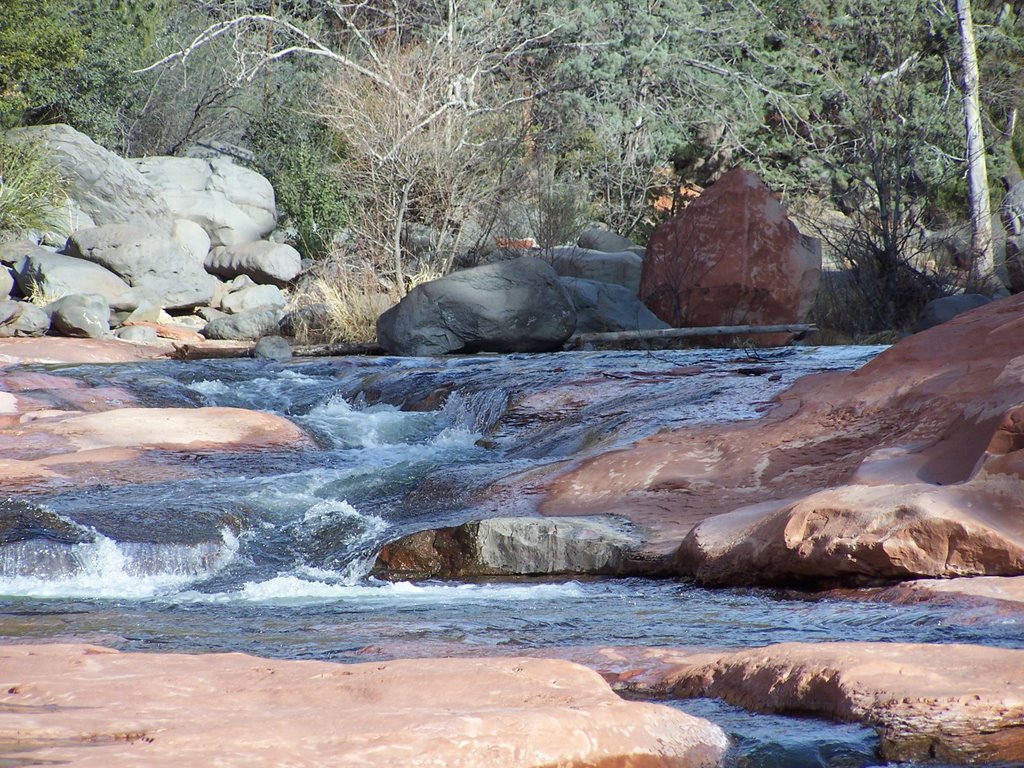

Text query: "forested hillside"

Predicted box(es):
[2, 0, 1023, 336]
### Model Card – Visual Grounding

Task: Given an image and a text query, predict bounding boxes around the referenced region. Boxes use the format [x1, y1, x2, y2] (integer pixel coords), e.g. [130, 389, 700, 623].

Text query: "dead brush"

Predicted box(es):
[289, 261, 400, 345]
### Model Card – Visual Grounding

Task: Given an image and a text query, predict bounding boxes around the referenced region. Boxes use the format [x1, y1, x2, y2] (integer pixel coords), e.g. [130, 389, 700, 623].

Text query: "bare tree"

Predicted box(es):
[318, 2, 551, 291]
[136, 3, 555, 291]
[956, 0, 1001, 294]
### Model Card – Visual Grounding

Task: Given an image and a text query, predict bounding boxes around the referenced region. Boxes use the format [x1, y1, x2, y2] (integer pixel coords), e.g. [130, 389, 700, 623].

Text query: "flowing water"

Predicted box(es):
[2, 346, 1021, 767]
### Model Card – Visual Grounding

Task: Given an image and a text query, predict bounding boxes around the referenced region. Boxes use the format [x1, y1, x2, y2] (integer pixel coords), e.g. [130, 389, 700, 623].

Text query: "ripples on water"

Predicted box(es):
[2, 346, 1018, 767]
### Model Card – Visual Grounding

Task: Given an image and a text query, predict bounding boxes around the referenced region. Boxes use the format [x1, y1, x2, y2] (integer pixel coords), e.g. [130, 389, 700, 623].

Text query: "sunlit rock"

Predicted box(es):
[640, 168, 820, 344]
[372, 516, 640, 579]
[637, 641, 1024, 765]
[0, 643, 730, 767]
[542, 292, 1024, 584]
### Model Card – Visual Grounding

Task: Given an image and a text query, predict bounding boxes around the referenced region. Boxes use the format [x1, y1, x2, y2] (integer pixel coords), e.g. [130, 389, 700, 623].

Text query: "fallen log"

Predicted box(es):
[570, 323, 816, 347]
[292, 341, 385, 357]
[171, 341, 253, 360]
[170, 340, 385, 360]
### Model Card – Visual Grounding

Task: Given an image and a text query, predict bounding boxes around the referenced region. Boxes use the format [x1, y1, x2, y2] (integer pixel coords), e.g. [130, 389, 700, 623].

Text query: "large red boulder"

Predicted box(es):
[640, 168, 820, 340]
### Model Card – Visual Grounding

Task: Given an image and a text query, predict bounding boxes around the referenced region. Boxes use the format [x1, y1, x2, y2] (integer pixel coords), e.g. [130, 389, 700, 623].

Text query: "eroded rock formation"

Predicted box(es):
[613, 642, 1024, 765]
[542, 292, 1024, 584]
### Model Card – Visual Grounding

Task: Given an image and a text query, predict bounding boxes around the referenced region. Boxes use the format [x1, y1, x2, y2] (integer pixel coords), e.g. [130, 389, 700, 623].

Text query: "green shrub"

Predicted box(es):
[0, 0, 84, 129]
[0, 139, 67, 237]
[1, 0, 164, 152]
[246, 110, 353, 261]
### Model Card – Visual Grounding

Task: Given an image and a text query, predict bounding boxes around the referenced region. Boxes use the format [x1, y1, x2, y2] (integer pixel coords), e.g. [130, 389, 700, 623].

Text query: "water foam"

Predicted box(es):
[180, 577, 586, 606]
[0, 529, 239, 600]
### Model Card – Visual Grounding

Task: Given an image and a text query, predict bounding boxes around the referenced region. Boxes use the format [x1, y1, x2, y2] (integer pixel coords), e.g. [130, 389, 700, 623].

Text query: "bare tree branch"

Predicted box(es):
[133, 14, 400, 94]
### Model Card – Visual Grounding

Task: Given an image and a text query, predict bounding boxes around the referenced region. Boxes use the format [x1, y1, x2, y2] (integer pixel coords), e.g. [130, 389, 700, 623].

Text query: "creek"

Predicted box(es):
[2, 346, 1021, 767]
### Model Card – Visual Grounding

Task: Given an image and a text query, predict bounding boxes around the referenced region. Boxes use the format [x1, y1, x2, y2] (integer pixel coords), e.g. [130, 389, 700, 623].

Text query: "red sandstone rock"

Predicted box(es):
[640, 168, 820, 343]
[298, 638, 1024, 766]
[541, 293, 1024, 583]
[0, 643, 729, 768]
[0, 406, 311, 489]
[630, 642, 1024, 765]
[0, 336, 172, 365]
[871, 574, 1024, 611]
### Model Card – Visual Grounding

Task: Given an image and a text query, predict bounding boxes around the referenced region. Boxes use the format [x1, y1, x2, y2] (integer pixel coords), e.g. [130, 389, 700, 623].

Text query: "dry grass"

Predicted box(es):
[291, 263, 399, 344]
[290, 256, 454, 345]
[0, 139, 67, 238]
[25, 283, 64, 308]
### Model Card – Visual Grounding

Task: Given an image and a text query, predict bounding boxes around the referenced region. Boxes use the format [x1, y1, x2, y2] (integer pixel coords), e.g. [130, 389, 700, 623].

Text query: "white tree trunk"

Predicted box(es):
[957, 0, 1000, 294]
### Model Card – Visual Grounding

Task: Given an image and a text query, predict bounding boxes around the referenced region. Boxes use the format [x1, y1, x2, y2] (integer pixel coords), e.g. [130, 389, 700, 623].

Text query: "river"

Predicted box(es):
[2, 346, 1020, 767]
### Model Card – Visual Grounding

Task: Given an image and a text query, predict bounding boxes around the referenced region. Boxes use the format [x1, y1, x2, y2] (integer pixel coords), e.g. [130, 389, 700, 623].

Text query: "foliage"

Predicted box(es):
[245, 107, 353, 261]
[317, 2, 529, 288]
[290, 259, 444, 344]
[290, 261, 400, 345]
[7, 0, 1024, 332]
[0, 139, 67, 238]
[1, 0, 167, 151]
[0, 0, 84, 129]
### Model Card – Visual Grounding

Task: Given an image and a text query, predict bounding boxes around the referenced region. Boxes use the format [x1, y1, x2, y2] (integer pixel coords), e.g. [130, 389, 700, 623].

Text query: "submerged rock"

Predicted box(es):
[0, 643, 730, 767]
[0, 405, 311, 488]
[372, 516, 640, 579]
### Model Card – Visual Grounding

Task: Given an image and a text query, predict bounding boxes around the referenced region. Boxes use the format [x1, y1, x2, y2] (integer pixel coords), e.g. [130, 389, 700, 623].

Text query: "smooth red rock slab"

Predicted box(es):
[640, 168, 820, 343]
[0, 407, 311, 489]
[0, 644, 729, 768]
[871, 575, 1024, 612]
[0, 336, 172, 365]
[541, 293, 1024, 582]
[632, 642, 1024, 765]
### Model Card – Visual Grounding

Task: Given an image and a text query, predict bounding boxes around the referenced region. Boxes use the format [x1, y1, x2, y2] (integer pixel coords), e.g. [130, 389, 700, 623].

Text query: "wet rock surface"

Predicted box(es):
[372, 516, 642, 579]
[612, 641, 1024, 765]
[541, 292, 1024, 584]
[0, 643, 729, 768]
[0, 344, 310, 490]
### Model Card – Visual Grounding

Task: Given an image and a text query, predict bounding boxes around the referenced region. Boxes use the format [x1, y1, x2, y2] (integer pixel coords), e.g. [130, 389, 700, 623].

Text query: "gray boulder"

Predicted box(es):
[372, 516, 640, 580]
[45, 294, 110, 338]
[0, 266, 13, 299]
[65, 225, 216, 310]
[546, 246, 643, 294]
[133, 156, 276, 246]
[171, 218, 212, 265]
[114, 325, 159, 343]
[376, 257, 576, 356]
[9, 243, 130, 304]
[220, 283, 287, 314]
[205, 241, 302, 286]
[560, 277, 670, 334]
[577, 227, 642, 254]
[252, 335, 293, 361]
[203, 307, 285, 341]
[5, 124, 172, 232]
[915, 294, 992, 333]
[0, 300, 49, 337]
[34, 197, 97, 248]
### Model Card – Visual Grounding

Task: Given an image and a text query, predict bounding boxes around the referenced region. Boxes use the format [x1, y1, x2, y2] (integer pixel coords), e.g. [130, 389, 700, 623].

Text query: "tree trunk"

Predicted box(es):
[957, 0, 1001, 295]
[393, 182, 411, 297]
